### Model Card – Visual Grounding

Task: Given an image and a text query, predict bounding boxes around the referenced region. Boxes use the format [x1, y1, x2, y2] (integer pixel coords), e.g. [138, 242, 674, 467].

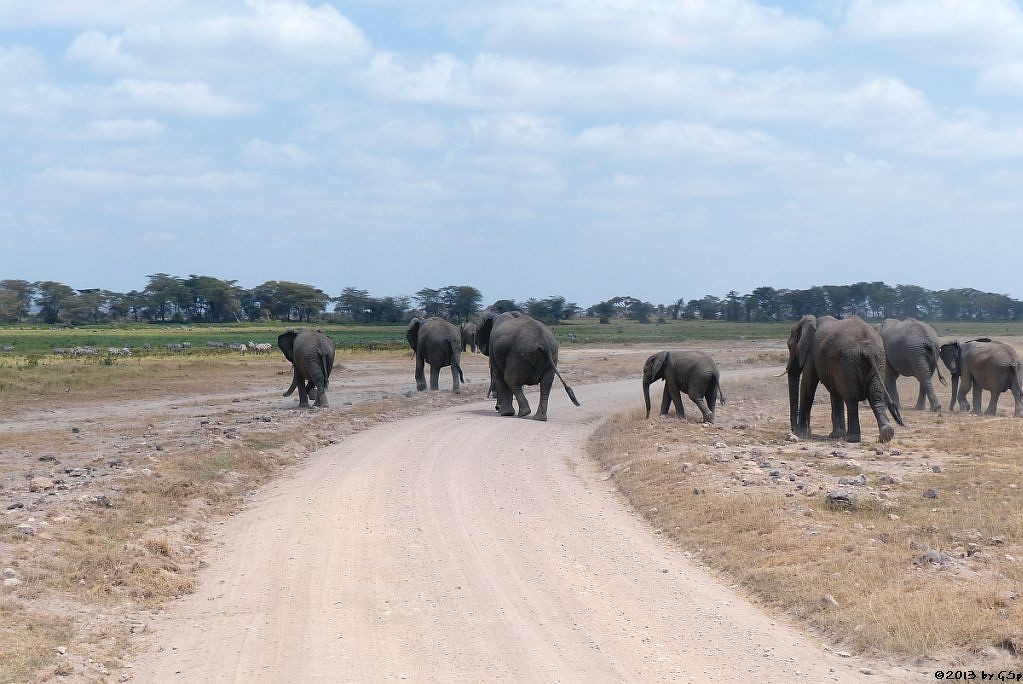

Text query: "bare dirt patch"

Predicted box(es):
[590, 339, 1023, 669]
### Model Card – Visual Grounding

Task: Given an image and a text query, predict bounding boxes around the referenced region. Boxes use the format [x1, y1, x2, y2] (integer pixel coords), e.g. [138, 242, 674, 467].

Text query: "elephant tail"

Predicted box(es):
[714, 375, 726, 405]
[449, 338, 465, 383]
[545, 350, 580, 406]
[869, 355, 904, 426]
[283, 372, 299, 397]
[928, 343, 947, 387]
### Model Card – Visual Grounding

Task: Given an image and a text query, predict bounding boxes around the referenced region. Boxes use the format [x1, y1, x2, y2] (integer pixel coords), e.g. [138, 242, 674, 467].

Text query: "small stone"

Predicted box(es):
[991, 536, 1006, 546]
[71, 427, 80, 434]
[56, 646, 67, 655]
[93, 495, 113, 508]
[788, 474, 797, 481]
[824, 491, 856, 509]
[836, 651, 851, 658]
[770, 470, 781, 477]
[889, 449, 901, 456]
[838, 475, 867, 486]
[787, 433, 799, 443]
[648, 507, 658, 514]
[2, 568, 16, 578]
[714, 441, 727, 449]
[3, 577, 22, 589]
[923, 489, 938, 499]
[931, 465, 942, 473]
[15, 523, 35, 535]
[845, 459, 861, 469]
[819, 594, 839, 610]
[6, 502, 24, 510]
[873, 446, 884, 455]
[1006, 554, 1016, 562]
[129, 623, 147, 634]
[994, 590, 1018, 606]
[887, 513, 900, 521]
[751, 447, 766, 458]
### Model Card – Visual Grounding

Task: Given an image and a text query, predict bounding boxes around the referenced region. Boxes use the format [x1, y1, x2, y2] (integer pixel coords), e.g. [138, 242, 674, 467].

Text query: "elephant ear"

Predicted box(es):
[788, 316, 817, 372]
[277, 330, 297, 363]
[649, 351, 669, 381]
[405, 318, 421, 353]
[939, 341, 961, 375]
[477, 315, 494, 356]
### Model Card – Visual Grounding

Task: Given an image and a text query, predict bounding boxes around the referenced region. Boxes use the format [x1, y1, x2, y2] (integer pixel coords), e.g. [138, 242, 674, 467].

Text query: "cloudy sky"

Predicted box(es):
[2, 0, 1022, 305]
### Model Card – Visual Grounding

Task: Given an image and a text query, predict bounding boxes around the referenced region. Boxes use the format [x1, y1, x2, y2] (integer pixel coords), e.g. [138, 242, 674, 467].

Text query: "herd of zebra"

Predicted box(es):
[47, 341, 275, 357]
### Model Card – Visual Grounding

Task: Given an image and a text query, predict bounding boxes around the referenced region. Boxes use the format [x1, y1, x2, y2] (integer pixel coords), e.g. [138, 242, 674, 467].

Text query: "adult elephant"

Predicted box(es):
[879, 318, 946, 412]
[406, 317, 464, 393]
[785, 315, 903, 443]
[461, 322, 478, 353]
[939, 339, 1022, 416]
[642, 350, 724, 423]
[277, 329, 335, 408]
[478, 311, 579, 421]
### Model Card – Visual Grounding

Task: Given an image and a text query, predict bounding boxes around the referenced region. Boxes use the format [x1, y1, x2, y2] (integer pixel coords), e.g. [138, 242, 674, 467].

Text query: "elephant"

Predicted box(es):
[406, 317, 464, 392]
[938, 338, 1022, 416]
[461, 322, 478, 353]
[879, 318, 946, 412]
[277, 328, 335, 408]
[785, 315, 903, 443]
[477, 311, 579, 421]
[642, 350, 725, 423]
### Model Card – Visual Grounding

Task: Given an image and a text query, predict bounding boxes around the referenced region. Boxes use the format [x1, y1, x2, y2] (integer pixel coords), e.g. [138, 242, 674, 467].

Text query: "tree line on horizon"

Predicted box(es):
[0, 275, 1021, 326]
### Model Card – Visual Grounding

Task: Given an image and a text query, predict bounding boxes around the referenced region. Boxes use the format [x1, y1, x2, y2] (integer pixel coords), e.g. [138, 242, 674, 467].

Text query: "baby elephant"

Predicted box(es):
[939, 338, 1022, 417]
[642, 351, 725, 423]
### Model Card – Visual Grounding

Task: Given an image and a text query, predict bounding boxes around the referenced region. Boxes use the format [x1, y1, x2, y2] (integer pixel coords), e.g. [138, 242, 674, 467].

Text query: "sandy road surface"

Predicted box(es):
[133, 370, 912, 683]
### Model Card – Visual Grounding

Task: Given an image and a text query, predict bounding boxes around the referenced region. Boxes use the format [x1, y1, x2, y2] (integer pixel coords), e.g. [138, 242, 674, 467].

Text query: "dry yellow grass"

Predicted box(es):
[589, 370, 1023, 668]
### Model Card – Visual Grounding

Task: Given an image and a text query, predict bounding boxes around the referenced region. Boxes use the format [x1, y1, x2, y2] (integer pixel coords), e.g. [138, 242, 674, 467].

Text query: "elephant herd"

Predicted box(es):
[273, 315, 1022, 440]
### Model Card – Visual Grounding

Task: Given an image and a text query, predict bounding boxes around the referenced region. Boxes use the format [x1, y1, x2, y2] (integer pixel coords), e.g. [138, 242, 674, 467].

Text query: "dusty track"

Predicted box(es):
[132, 372, 910, 682]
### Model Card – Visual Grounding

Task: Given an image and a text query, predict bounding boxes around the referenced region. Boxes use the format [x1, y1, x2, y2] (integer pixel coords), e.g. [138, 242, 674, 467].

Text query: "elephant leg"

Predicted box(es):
[668, 383, 686, 419]
[1014, 387, 1023, 418]
[659, 386, 672, 417]
[429, 363, 441, 391]
[707, 385, 717, 414]
[844, 398, 862, 443]
[866, 376, 895, 443]
[920, 375, 940, 412]
[985, 391, 1000, 416]
[971, 382, 983, 416]
[450, 364, 461, 394]
[513, 386, 531, 417]
[949, 374, 960, 412]
[796, 369, 819, 438]
[297, 378, 310, 408]
[533, 369, 555, 421]
[691, 388, 716, 421]
[493, 371, 515, 416]
[415, 355, 427, 392]
[829, 393, 846, 440]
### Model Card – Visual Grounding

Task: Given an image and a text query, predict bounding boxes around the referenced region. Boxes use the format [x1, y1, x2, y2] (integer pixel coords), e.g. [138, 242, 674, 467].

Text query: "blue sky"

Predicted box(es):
[2, 0, 1022, 305]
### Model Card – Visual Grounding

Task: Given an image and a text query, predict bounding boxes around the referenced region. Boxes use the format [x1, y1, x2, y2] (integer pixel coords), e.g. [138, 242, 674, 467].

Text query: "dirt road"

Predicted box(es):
[132, 372, 908, 682]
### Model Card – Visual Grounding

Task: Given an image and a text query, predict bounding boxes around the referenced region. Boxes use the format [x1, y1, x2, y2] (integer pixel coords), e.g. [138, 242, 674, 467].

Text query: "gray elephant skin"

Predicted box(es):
[478, 311, 579, 421]
[939, 338, 1022, 416]
[879, 318, 946, 412]
[406, 317, 464, 392]
[642, 350, 725, 423]
[461, 322, 478, 353]
[277, 329, 335, 408]
[786, 315, 903, 443]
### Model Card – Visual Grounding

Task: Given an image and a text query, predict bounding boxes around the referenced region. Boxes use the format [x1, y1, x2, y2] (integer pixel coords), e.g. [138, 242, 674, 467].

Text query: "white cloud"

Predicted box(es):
[979, 61, 1023, 96]
[78, 118, 165, 141]
[111, 79, 253, 117]
[0, 45, 47, 83]
[36, 167, 257, 192]
[575, 121, 788, 166]
[243, 139, 315, 167]
[845, 0, 1023, 66]
[450, 0, 829, 63]
[65, 0, 371, 84]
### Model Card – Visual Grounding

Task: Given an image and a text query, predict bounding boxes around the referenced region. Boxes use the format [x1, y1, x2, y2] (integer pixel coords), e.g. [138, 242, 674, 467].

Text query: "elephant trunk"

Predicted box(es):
[643, 379, 653, 419]
[787, 369, 800, 433]
[283, 370, 299, 397]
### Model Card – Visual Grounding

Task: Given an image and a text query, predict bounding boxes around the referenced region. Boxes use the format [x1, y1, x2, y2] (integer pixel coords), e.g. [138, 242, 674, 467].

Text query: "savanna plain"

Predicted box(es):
[1, 321, 1022, 682]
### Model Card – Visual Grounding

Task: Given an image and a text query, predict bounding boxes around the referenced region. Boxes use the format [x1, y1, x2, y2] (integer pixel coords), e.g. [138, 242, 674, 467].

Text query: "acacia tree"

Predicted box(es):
[0, 280, 33, 322]
[34, 281, 77, 323]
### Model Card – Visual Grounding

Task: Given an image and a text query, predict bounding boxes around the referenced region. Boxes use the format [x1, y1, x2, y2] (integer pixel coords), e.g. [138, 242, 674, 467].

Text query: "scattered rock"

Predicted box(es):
[831, 450, 847, 458]
[994, 591, 1018, 607]
[838, 474, 867, 487]
[845, 459, 861, 469]
[915, 548, 953, 567]
[991, 536, 1006, 546]
[3, 577, 23, 589]
[56, 646, 67, 655]
[824, 491, 856, 509]
[15, 523, 35, 535]
[887, 513, 901, 521]
[923, 489, 938, 499]
[873, 446, 884, 455]
[714, 441, 727, 449]
[751, 447, 766, 458]
[6, 502, 24, 510]
[129, 623, 147, 634]
[787, 433, 799, 443]
[877, 474, 903, 485]
[889, 449, 901, 456]
[931, 465, 942, 473]
[819, 594, 839, 610]
[71, 427, 80, 434]
[2, 568, 16, 578]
